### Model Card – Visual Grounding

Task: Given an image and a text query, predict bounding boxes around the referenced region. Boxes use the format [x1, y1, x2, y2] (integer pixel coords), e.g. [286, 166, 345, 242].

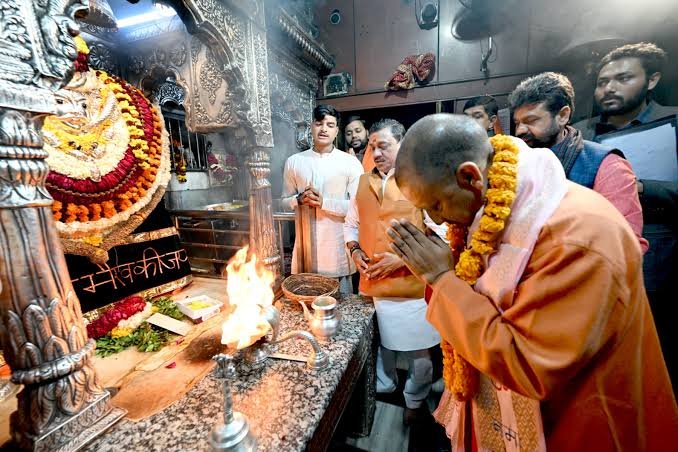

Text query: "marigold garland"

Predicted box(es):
[43, 36, 170, 262]
[47, 70, 165, 225]
[441, 134, 519, 401]
[46, 68, 164, 222]
[171, 137, 188, 183]
[74, 36, 89, 55]
[73, 36, 90, 72]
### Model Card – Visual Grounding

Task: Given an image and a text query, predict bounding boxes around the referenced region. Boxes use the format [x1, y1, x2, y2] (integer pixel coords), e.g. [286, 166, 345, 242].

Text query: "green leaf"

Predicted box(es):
[152, 296, 185, 320]
[95, 333, 137, 357]
[133, 323, 170, 352]
[95, 323, 172, 357]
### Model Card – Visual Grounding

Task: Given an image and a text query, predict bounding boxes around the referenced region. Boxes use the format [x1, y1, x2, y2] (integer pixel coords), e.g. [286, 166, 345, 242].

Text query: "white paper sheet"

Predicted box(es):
[599, 122, 678, 182]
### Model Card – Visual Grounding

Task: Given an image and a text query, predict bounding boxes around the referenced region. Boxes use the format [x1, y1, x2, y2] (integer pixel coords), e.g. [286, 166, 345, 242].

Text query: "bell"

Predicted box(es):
[76, 0, 118, 29]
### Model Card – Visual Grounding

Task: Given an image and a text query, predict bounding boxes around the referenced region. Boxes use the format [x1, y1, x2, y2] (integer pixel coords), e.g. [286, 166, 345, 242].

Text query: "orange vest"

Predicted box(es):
[362, 146, 375, 173]
[356, 171, 425, 299]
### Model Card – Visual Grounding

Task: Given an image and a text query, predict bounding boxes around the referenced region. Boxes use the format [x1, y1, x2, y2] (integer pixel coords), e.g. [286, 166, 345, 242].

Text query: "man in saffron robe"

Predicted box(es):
[387, 114, 677, 451]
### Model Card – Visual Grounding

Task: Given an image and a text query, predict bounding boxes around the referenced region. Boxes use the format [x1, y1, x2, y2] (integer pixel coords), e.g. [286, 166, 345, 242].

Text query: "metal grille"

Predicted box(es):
[163, 107, 209, 172]
[169, 209, 295, 279]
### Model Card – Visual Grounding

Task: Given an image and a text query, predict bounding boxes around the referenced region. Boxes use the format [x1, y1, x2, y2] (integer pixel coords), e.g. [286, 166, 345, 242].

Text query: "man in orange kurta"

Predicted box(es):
[361, 142, 376, 173]
[387, 114, 677, 451]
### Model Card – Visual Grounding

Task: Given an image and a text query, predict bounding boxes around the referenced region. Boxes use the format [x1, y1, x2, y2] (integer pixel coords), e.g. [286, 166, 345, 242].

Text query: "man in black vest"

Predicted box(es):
[573, 43, 677, 389]
[509, 72, 647, 252]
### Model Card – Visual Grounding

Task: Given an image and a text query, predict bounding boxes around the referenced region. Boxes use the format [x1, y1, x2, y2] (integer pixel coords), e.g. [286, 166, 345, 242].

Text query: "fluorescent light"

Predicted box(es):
[116, 4, 176, 28]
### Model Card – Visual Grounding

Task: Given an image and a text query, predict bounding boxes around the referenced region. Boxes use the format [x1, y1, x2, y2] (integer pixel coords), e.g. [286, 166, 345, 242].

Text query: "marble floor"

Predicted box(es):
[345, 401, 410, 452]
[331, 367, 451, 452]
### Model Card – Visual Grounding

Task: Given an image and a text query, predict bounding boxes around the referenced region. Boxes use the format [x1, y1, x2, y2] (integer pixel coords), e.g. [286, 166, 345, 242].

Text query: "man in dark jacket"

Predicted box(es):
[573, 42, 677, 389]
[509, 72, 647, 251]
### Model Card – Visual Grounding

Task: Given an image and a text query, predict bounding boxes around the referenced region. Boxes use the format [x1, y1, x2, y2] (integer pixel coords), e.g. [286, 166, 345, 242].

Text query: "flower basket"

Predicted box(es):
[281, 273, 339, 305]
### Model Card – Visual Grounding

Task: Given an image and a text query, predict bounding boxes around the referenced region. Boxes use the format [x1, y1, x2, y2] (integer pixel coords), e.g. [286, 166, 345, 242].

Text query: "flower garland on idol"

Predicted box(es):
[42, 35, 170, 263]
[443, 135, 519, 401]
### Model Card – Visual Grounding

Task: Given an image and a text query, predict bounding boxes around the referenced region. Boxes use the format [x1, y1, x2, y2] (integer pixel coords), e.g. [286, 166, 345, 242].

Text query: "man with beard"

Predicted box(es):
[573, 42, 677, 389]
[282, 104, 363, 293]
[344, 116, 368, 159]
[510, 72, 647, 251]
[344, 115, 375, 172]
[573, 43, 678, 139]
[463, 95, 499, 136]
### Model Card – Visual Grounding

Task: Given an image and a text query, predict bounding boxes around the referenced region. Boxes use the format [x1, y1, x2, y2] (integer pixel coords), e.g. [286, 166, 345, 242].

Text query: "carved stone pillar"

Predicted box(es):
[247, 147, 281, 283]
[0, 1, 125, 450]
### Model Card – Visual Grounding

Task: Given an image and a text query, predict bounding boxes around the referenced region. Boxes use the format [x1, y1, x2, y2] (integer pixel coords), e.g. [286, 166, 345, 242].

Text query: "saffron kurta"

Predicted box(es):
[427, 182, 678, 451]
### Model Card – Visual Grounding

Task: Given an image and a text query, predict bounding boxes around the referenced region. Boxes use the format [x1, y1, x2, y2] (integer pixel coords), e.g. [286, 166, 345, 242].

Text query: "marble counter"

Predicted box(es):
[85, 295, 376, 452]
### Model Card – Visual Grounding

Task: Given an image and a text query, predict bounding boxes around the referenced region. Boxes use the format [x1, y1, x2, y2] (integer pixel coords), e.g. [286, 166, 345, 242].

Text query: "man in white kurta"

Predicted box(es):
[344, 119, 441, 424]
[282, 105, 364, 292]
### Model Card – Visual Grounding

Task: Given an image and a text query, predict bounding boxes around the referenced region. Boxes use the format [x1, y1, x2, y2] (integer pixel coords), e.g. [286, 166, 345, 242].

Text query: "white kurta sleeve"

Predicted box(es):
[281, 158, 299, 212]
[320, 158, 363, 218]
[343, 195, 360, 244]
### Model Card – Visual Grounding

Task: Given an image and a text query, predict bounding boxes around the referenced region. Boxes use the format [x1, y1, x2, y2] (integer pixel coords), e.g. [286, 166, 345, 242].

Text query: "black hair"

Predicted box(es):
[509, 72, 575, 117]
[313, 104, 340, 124]
[599, 42, 667, 77]
[344, 115, 367, 130]
[463, 95, 499, 117]
[369, 118, 406, 142]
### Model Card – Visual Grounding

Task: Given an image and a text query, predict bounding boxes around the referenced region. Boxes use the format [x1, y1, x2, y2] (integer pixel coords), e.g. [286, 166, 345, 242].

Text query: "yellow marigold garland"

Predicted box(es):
[74, 35, 90, 55]
[442, 134, 519, 401]
[49, 70, 165, 224]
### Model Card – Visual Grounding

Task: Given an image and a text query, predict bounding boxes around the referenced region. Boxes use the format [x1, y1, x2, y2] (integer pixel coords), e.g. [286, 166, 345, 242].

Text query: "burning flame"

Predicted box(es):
[221, 246, 274, 349]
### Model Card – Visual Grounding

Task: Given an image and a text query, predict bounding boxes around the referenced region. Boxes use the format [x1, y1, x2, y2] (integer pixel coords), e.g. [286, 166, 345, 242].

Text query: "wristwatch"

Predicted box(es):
[347, 243, 361, 256]
[296, 191, 304, 204]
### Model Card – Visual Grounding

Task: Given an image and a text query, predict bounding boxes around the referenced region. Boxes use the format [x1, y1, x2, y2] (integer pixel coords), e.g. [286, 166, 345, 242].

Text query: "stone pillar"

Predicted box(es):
[0, 1, 125, 450]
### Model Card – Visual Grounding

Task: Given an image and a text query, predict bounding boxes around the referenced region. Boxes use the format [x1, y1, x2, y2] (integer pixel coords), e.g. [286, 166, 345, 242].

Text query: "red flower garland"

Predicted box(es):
[48, 69, 165, 224]
[86, 295, 147, 339]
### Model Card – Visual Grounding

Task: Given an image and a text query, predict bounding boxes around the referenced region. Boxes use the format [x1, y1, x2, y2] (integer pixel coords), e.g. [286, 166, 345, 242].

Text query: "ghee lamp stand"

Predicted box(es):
[209, 354, 257, 452]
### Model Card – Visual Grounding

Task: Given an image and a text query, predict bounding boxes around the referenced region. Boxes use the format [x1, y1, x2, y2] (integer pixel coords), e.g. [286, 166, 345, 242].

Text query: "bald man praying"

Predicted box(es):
[387, 114, 677, 451]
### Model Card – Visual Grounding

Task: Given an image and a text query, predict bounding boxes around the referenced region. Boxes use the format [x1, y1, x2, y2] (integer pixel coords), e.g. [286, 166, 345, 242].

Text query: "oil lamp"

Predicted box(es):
[240, 305, 329, 371]
[209, 354, 257, 452]
[221, 247, 329, 371]
[210, 248, 330, 449]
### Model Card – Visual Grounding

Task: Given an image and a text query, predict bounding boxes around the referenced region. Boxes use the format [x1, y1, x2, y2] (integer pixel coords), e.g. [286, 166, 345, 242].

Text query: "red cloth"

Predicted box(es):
[592, 153, 648, 253]
[385, 53, 436, 91]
